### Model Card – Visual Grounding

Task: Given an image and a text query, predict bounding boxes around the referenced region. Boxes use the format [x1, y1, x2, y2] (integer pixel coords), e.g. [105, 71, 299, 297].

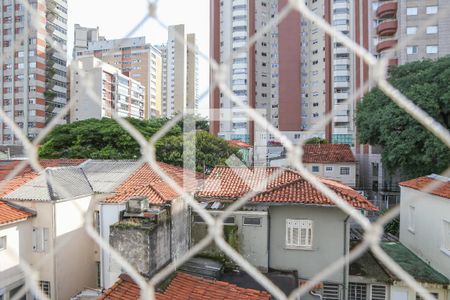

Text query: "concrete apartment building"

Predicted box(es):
[0, 0, 68, 145]
[72, 24, 104, 59]
[210, 0, 370, 163]
[160, 25, 198, 118]
[69, 56, 145, 121]
[74, 35, 163, 118]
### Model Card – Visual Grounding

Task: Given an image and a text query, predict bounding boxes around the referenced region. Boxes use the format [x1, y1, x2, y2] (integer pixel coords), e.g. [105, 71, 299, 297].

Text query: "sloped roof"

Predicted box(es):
[227, 140, 252, 149]
[80, 160, 140, 193]
[0, 159, 86, 197]
[196, 166, 377, 211]
[103, 162, 200, 205]
[99, 272, 270, 300]
[0, 201, 35, 226]
[302, 144, 356, 163]
[399, 174, 450, 199]
[3, 167, 93, 202]
[380, 242, 449, 285]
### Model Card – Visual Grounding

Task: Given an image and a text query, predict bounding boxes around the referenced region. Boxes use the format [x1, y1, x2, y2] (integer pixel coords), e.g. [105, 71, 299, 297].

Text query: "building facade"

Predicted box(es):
[210, 0, 370, 164]
[0, 0, 68, 145]
[70, 56, 145, 121]
[160, 25, 198, 118]
[74, 35, 162, 118]
[72, 24, 104, 59]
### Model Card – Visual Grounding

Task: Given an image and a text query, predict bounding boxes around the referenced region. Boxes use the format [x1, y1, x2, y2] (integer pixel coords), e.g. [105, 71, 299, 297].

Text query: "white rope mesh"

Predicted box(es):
[0, 1, 449, 300]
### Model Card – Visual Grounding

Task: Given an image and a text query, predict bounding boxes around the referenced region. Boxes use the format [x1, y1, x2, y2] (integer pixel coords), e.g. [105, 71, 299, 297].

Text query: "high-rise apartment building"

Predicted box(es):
[70, 56, 145, 121]
[210, 0, 369, 162]
[74, 35, 162, 118]
[160, 25, 198, 118]
[0, 0, 68, 145]
[72, 24, 104, 59]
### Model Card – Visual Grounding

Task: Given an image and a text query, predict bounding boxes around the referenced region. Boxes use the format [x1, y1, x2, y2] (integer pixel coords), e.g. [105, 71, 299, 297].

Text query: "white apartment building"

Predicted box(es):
[72, 24, 104, 59]
[70, 56, 145, 121]
[74, 36, 162, 118]
[162, 25, 198, 118]
[0, 0, 68, 144]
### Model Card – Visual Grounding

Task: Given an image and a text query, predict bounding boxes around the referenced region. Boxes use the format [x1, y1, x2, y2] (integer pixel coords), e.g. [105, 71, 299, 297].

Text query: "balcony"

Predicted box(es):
[377, 20, 398, 36]
[376, 38, 397, 53]
[376, 1, 397, 19]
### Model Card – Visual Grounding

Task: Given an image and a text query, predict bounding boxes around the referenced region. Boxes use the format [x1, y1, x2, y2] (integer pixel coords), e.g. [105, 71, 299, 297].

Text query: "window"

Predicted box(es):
[426, 45, 438, 54]
[224, 217, 235, 224]
[32, 227, 49, 252]
[323, 283, 340, 300]
[39, 281, 50, 297]
[406, 7, 418, 15]
[0, 236, 6, 251]
[340, 167, 350, 175]
[442, 220, 450, 254]
[325, 166, 333, 172]
[407, 46, 418, 55]
[193, 214, 204, 223]
[406, 27, 417, 35]
[243, 217, 261, 226]
[312, 166, 319, 172]
[426, 26, 438, 34]
[97, 262, 101, 288]
[408, 206, 415, 233]
[371, 285, 387, 300]
[426, 6, 438, 14]
[349, 283, 367, 300]
[416, 293, 438, 300]
[285, 219, 313, 248]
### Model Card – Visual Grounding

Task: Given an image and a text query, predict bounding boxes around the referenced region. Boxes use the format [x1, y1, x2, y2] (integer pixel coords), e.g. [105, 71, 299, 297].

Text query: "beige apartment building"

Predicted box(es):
[74, 36, 163, 118]
[70, 56, 145, 121]
[161, 25, 198, 118]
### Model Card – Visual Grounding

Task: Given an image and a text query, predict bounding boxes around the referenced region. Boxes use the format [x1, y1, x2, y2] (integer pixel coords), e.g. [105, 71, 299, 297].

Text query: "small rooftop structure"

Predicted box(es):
[302, 144, 356, 164]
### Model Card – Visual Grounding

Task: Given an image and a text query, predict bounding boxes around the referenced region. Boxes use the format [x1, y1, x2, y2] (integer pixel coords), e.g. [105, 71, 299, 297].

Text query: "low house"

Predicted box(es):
[0, 201, 35, 299]
[227, 140, 253, 166]
[99, 272, 270, 300]
[194, 166, 377, 300]
[349, 228, 449, 300]
[99, 162, 199, 288]
[399, 175, 450, 290]
[270, 144, 357, 188]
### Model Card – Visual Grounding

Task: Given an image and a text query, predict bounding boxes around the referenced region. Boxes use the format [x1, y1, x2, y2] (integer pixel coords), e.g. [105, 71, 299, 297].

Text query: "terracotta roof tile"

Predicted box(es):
[104, 162, 200, 205]
[197, 166, 377, 211]
[399, 175, 450, 199]
[99, 272, 271, 300]
[302, 144, 356, 163]
[0, 201, 35, 225]
[0, 159, 86, 198]
[227, 140, 252, 149]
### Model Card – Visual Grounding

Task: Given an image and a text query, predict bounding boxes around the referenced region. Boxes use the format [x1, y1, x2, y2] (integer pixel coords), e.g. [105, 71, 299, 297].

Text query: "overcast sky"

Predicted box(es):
[67, 0, 210, 113]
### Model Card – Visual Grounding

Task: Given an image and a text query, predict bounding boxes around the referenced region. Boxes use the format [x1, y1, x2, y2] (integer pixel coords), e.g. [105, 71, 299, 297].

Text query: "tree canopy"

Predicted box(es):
[304, 137, 329, 144]
[38, 116, 241, 173]
[356, 56, 450, 179]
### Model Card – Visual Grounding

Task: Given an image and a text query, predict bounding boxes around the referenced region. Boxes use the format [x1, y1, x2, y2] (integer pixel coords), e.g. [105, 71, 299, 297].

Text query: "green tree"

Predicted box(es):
[39, 117, 239, 172]
[356, 56, 450, 179]
[304, 137, 329, 144]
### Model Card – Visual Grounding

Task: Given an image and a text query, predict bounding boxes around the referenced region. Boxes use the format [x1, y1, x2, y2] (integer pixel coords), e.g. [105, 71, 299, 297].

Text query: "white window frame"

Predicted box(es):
[407, 46, 418, 55]
[325, 166, 333, 172]
[39, 281, 51, 297]
[426, 6, 438, 14]
[406, 26, 417, 35]
[32, 227, 49, 253]
[286, 219, 313, 249]
[442, 219, 450, 256]
[408, 206, 415, 233]
[426, 26, 438, 34]
[0, 236, 6, 251]
[340, 167, 350, 175]
[370, 284, 388, 300]
[426, 45, 438, 54]
[406, 7, 418, 16]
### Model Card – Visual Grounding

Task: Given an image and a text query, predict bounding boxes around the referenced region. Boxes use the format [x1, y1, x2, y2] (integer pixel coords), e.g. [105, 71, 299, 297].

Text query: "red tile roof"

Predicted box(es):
[99, 272, 271, 300]
[104, 162, 200, 205]
[227, 140, 252, 149]
[400, 175, 450, 199]
[0, 159, 86, 197]
[197, 167, 377, 211]
[302, 144, 356, 163]
[0, 201, 35, 226]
